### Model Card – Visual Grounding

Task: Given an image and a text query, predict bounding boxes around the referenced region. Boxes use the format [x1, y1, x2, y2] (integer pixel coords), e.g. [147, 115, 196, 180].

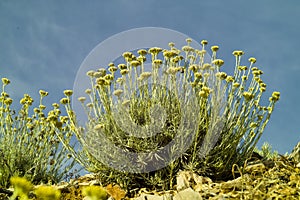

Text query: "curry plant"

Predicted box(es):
[0, 79, 76, 188]
[254, 142, 278, 160]
[58, 39, 280, 191]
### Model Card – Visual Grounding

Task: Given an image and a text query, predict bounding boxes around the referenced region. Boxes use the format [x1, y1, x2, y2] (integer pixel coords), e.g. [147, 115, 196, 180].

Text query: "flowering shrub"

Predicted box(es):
[0, 79, 76, 188]
[59, 39, 280, 192]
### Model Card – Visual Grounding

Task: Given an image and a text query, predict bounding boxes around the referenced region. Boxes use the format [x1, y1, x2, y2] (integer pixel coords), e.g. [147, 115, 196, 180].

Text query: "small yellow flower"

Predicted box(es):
[60, 97, 70, 105]
[202, 86, 211, 93]
[170, 56, 179, 64]
[254, 77, 260, 83]
[188, 55, 195, 61]
[232, 50, 244, 56]
[1, 91, 9, 97]
[122, 99, 130, 107]
[203, 73, 210, 79]
[138, 49, 147, 56]
[202, 63, 211, 70]
[120, 69, 129, 76]
[199, 90, 210, 98]
[201, 40, 208, 45]
[1, 77, 10, 85]
[190, 81, 197, 88]
[182, 45, 194, 52]
[195, 72, 202, 79]
[130, 60, 141, 67]
[39, 90, 49, 97]
[243, 92, 254, 101]
[19, 98, 26, 105]
[163, 50, 177, 58]
[96, 77, 106, 85]
[19, 94, 34, 105]
[250, 122, 258, 128]
[140, 72, 152, 80]
[94, 124, 105, 131]
[166, 67, 177, 75]
[86, 70, 95, 77]
[270, 91, 280, 101]
[248, 57, 256, 63]
[252, 70, 260, 76]
[113, 89, 123, 97]
[137, 55, 146, 62]
[94, 71, 105, 78]
[63, 90, 73, 96]
[215, 72, 227, 80]
[168, 42, 175, 48]
[212, 59, 224, 67]
[188, 64, 198, 72]
[211, 45, 219, 52]
[52, 103, 60, 108]
[233, 82, 240, 88]
[116, 77, 124, 84]
[153, 59, 163, 66]
[78, 97, 86, 103]
[198, 50, 207, 55]
[118, 63, 127, 70]
[226, 76, 234, 82]
[4, 97, 13, 105]
[122, 51, 133, 61]
[260, 83, 267, 88]
[238, 66, 248, 71]
[260, 87, 266, 92]
[108, 62, 115, 67]
[186, 38, 192, 44]
[267, 106, 273, 113]
[85, 89, 92, 95]
[86, 103, 93, 108]
[108, 66, 118, 73]
[34, 108, 40, 113]
[39, 104, 46, 110]
[104, 74, 114, 81]
[257, 115, 264, 120]
[242, 75, 248, 81]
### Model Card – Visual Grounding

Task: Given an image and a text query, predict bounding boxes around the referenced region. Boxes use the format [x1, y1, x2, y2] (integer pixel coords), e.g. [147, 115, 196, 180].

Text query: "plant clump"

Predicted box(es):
[57, 38, 280, 194]
[0, 79, 76, 188]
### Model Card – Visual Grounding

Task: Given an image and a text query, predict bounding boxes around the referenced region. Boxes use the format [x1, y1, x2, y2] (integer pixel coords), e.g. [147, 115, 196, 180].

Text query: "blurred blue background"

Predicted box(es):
[0, 0, 299, 154]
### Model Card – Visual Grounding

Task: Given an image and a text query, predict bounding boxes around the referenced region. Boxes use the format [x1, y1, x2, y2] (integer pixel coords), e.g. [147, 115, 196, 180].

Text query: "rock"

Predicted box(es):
[176, 170, 213, 191]
[176, 171, 192, 191]
[135, 193, 172, 200]
[173, 188, 202, 200]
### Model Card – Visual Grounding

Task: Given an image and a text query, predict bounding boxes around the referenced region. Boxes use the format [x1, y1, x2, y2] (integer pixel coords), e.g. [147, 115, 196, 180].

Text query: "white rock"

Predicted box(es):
[173, 188, 202, 200]
[176, 171, 193, 191]
[135, 194, 172, 200]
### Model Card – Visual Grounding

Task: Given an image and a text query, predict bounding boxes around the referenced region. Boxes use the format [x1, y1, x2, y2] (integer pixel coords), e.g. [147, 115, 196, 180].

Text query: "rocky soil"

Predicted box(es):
[1, 142, 300, 200]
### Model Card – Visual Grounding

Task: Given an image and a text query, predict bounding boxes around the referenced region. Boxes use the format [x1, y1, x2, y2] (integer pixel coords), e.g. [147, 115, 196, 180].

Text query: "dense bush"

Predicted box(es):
[57, 39, 280, 192]
[0, 80, 76, 188]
